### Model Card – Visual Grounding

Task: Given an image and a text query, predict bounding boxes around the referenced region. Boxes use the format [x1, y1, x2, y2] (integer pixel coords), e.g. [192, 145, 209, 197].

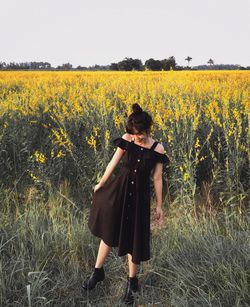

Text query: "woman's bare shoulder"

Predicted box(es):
[154, 142, 165, 154]
[121, 133, 132, 142]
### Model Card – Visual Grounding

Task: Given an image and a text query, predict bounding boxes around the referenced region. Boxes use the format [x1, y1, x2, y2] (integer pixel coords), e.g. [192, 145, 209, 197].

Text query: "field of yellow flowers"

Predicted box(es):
[0, 70, 249, 214]
[0, 70, 250, 306]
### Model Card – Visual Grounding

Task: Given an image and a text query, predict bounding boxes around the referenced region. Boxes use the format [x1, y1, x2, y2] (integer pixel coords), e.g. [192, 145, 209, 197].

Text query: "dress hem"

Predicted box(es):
[89, 228, 151, 265]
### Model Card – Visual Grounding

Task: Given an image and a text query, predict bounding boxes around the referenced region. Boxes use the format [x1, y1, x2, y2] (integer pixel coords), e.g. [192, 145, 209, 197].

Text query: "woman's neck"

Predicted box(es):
[132, 135, 151, 146]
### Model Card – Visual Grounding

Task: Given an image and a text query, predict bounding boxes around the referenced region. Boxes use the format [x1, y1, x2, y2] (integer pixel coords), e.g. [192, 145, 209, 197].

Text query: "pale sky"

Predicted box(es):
[1, 0, 250, 67]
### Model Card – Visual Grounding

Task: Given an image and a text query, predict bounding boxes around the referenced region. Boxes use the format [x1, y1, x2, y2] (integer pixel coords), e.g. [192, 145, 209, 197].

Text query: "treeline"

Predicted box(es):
[0, 57, 249, 71]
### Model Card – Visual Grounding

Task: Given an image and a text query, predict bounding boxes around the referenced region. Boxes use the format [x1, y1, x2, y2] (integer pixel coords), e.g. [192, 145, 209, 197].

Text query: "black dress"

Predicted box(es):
[88, 136, 170, 265]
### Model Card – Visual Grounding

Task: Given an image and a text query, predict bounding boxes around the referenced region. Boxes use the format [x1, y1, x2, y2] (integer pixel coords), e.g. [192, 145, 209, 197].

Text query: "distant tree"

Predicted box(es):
[161, 56, 177, 70]
[175, 65, 184, 71]
[207, 58, 214, 65]
[131, 59, 143, 71]
[76, 65, 87, 70]
[145, 58, 162, 71]
[63, 63, 73, 69]
[0, 61, 53, 70]
[93, 64, 101, 70]
[8, 62, 17, 69]
[117, 57, 143, 71]
[117, 58, 131, 71]
[57, 63, 73, 70]
[110, 63, 119, 70]
[44, 62, 51, 69]
[193, 63, 244, 70]
[1, 58, 247, 71]
[0, 61, 7, 69]
[185, 56, 192, 67]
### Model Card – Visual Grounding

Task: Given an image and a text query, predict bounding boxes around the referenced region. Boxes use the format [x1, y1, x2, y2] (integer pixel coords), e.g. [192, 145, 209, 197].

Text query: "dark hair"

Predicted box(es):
[125, 103, 153, 135]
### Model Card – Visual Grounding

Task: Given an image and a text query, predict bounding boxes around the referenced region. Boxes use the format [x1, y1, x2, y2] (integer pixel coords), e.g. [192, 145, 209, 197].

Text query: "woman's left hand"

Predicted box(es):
[155, 206, 164, 226]
[93, 182, 103, 193]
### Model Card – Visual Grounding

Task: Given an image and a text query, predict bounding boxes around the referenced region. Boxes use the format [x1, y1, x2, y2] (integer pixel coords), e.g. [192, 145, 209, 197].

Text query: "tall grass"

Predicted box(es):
[0, 183, 249, 306]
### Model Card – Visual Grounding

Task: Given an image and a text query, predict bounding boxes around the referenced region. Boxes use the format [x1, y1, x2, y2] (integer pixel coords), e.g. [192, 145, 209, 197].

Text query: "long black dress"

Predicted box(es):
[88, 136, 170, 265]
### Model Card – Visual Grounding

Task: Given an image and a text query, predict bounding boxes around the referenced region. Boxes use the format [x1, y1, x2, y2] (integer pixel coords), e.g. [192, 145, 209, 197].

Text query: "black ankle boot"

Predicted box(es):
[82, 267, 105, 290]
[121, 275, 140, 305]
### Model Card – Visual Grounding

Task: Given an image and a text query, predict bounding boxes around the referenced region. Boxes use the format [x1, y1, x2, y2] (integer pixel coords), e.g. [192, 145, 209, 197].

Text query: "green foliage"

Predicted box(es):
[0, 185, 249, 306]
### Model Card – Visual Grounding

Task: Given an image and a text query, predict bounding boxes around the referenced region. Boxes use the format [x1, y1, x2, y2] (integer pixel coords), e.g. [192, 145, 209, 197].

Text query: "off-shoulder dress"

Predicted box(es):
[88, 137, 170, 264]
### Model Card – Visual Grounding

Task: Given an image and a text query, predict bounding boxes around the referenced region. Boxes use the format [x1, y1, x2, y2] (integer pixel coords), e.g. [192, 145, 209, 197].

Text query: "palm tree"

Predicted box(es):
[185, 56, 192, 67]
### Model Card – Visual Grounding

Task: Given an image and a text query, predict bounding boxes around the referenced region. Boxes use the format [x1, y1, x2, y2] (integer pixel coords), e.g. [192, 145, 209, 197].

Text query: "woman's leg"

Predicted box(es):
[121, 253, 139, 303]
[83, 239, 110, 290]
[95, 239, 112, 268]
[127, 253, 138, 277]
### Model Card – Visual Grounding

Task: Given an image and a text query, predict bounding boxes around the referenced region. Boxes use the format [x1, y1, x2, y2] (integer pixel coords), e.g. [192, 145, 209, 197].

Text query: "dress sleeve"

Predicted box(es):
[112, 137, 130, 150]
[155, 152, 170, 164]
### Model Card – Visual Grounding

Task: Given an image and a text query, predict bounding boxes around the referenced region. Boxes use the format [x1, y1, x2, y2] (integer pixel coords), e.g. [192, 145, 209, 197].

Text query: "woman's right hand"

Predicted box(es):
[93, 182, 104, 193]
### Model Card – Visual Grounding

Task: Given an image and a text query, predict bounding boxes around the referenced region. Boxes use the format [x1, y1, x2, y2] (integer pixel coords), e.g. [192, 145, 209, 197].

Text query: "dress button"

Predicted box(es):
[137, 159, 140, 162]
[131, 181, 134, 184]
[141, 148, 143, 151]
[134, 169, 137, 172]
[129, 192, 132, 196]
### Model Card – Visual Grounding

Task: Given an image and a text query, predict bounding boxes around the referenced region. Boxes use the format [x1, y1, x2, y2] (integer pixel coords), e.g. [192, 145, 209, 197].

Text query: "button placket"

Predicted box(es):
[126, 150, 142, 221]
[127, 170, 135, 220]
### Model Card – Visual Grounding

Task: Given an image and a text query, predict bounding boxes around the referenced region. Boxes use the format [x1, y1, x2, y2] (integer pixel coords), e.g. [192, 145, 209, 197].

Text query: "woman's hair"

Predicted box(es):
[125, 103, 153, 135]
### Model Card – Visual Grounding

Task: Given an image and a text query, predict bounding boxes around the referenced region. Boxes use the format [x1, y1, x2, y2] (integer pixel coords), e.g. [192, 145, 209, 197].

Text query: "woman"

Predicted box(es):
[83, 103, 170, 305]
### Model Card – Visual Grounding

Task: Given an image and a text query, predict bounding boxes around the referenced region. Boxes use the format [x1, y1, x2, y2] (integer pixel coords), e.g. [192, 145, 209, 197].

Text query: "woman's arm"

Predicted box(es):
[98, 146, 125, 186]
[153, 163, 163, 208]
[152, 143, 166, 226]
[152, 143, 165, 207]
[153, 162, 165, 226]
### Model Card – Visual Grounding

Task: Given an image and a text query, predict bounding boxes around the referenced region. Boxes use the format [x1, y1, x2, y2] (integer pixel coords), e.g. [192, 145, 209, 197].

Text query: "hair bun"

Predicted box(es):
[132, 103, 143, 114]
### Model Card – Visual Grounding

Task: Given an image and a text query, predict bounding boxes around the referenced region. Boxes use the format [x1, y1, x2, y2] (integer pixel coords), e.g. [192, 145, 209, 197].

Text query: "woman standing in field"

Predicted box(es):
[82, 103, 170, 305]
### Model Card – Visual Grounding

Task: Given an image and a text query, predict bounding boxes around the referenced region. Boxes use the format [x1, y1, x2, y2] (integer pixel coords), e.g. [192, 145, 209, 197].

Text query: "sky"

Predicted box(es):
[1, 0, 250, 67]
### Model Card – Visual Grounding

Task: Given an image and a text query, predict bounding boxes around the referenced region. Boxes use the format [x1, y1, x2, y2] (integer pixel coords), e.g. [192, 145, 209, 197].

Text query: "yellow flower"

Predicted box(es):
[200, 155, 206, 161]
[57, 150, 66, 158]
[114, 115, 122, 128]
[34, 151, 46, 163]
[167, 134, 173, 143]
[28, 171, 39, 182]
[195, 137, 201, 149]
[183, 172, 189, 182]
[105, 130, 110, 140]
[86, 135, 97, 151]
[50, 128, 73, 152]
[93, 126, 100, 136]
[239, 144, 249, 154]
